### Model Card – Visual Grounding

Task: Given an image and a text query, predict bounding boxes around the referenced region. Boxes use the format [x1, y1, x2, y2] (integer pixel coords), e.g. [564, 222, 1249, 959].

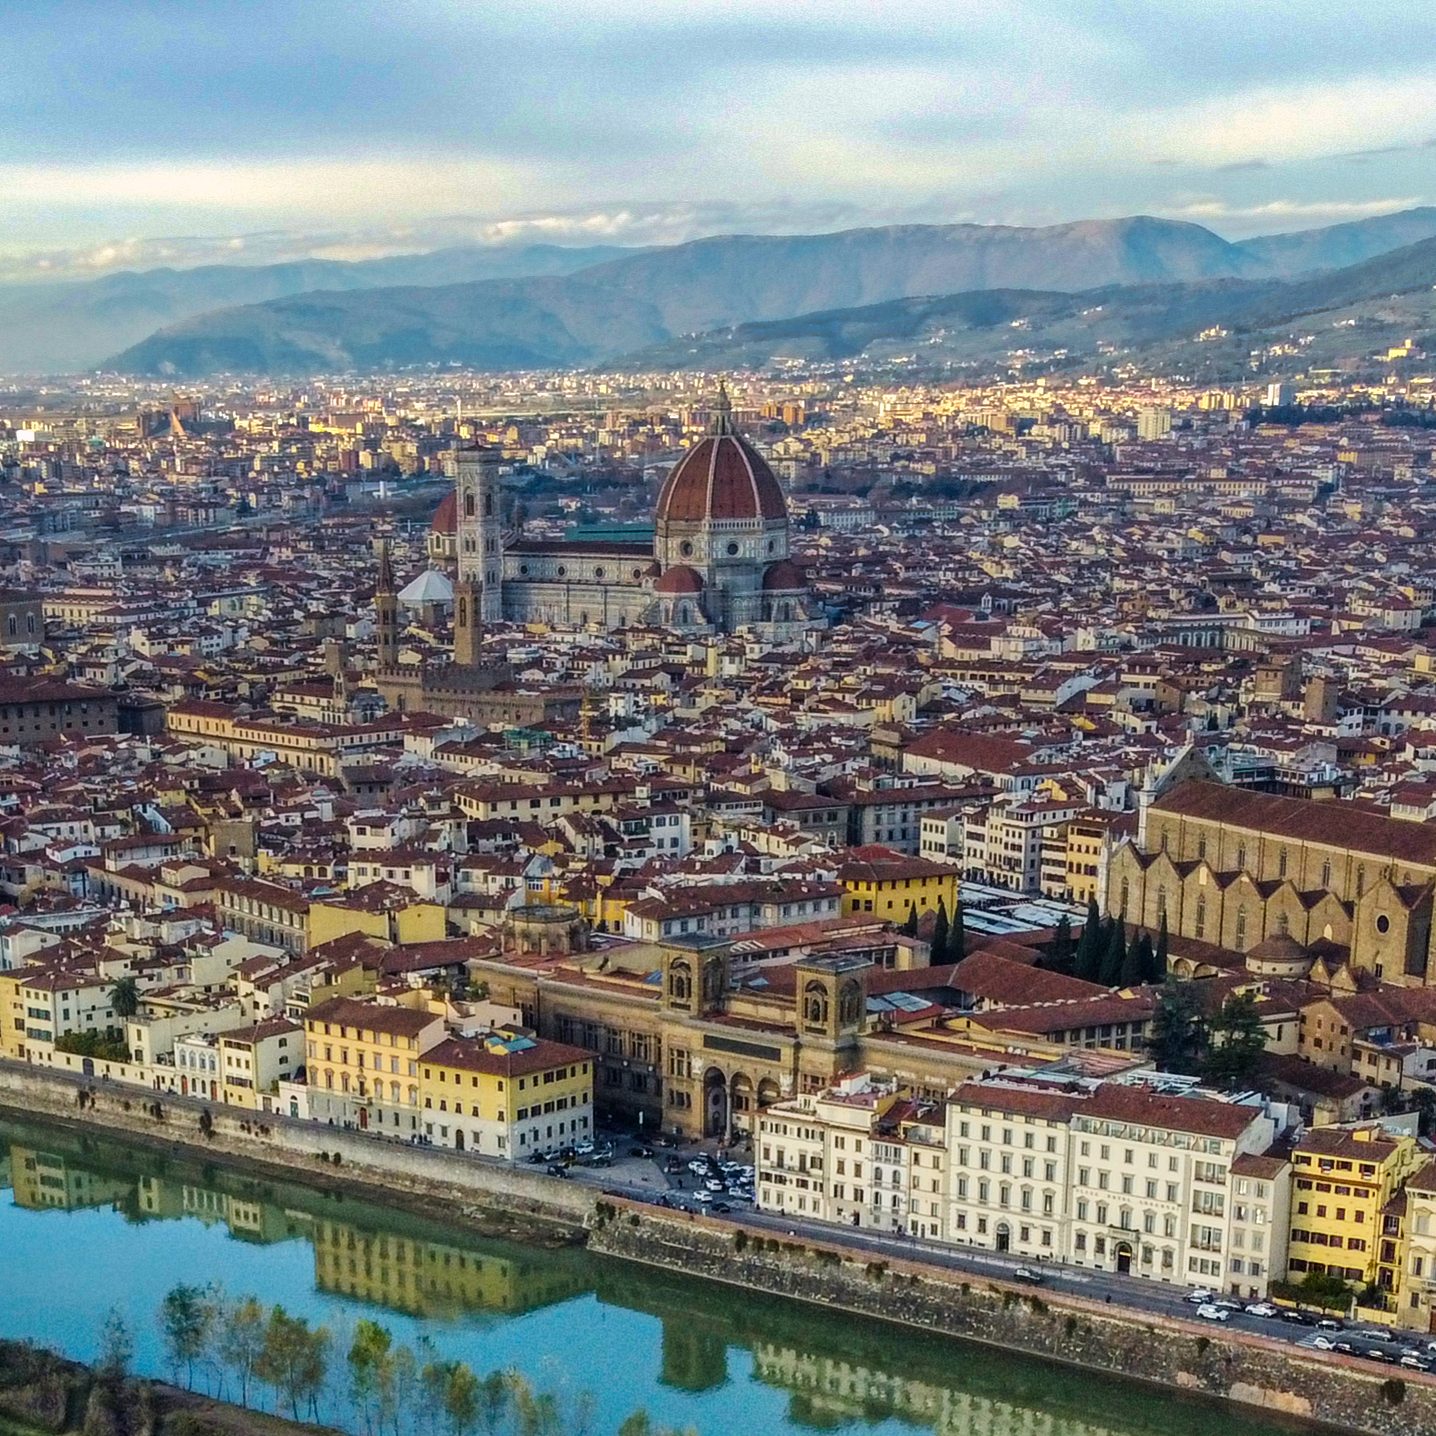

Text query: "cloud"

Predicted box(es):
[1167, 197, 1424, 226]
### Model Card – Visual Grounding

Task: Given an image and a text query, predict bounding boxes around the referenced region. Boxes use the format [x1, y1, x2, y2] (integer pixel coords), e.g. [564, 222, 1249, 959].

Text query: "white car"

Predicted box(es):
[691, 1190, 713, 1205]
[1244, 1302, 1278, 1318]
[1195, 1304, 1229, 1322]
[1310, 1335, 1337, 1351]
[687, 1158, 711, 1176]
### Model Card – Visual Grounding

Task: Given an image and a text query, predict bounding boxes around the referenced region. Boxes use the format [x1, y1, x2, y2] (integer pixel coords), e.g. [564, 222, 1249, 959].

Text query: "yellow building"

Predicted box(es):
[307, 885, 447, 950]
[835, 847, 958, 924]
[219, 1018, 304, 1111]
[303, 995, 445, 1136]
[418, 1029, 594, 1159]
[1287, 1122, 1424, 1289]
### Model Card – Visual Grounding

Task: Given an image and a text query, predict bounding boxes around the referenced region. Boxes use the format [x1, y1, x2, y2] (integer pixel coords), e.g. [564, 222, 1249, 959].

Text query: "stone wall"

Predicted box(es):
[0, 1059, 591, 1231]
[588, 1199, 1436, 1436]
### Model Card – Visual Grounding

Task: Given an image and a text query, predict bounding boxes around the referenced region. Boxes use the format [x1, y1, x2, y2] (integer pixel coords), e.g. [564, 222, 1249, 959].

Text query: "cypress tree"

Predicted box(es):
[1073, 897, 1102, 980]
[949, 898, 966, 963]
[901, 901, 919, 938]
[1048, 913, 1075, 974]
[931, 899, 950, 965]
[1120, 930, 1145, 987]
[1099, 917, 1126, 987]
[1154, 912, 1170, 981]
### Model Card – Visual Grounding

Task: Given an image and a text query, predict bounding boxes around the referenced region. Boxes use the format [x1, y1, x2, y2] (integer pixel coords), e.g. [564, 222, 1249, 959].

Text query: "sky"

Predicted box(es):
[2, 0, 1434, 282]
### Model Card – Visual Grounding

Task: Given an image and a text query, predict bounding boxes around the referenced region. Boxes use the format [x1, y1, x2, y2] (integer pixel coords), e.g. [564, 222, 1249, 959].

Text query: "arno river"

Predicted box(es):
[0, 1116, 1319, 1436]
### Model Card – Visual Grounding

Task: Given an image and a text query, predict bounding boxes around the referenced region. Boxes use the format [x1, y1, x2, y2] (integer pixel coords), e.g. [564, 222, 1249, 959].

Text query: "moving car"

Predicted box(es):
[1310, 1336, 1337, 1351]
[1277, 1309, 1317, 1326]
[546, 1163, 570, 1178]
[630, 1145, 654, 1159]
[1243, 1302, 1278, 1318]
[1184, 1289, 1215, 1305]
[1195, 1304, 1229, 1322]
[1013, 1267, 1044, 1284]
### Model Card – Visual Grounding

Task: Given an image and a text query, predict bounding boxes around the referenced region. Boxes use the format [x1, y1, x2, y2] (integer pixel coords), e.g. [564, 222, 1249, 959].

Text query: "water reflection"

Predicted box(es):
[0, 1121, 1314, 1436]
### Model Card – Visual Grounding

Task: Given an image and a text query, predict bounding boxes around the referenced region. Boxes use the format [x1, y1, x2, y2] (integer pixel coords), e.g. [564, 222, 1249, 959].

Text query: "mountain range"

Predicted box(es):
[13, 207, 1436, 378]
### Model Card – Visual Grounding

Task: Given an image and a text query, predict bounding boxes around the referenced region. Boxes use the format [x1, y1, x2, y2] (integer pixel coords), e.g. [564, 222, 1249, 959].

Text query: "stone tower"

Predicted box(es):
[454, 446, 503, 623]
[453, 576, 483, 670]
[374, 541, 399, 670]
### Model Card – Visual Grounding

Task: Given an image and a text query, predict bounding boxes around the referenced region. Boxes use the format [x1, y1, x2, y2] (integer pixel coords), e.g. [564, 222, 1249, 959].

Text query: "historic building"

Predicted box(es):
[427, 388, 818, 637]
[371, 541, 578, 729]
[1108, 779, 1436, 987]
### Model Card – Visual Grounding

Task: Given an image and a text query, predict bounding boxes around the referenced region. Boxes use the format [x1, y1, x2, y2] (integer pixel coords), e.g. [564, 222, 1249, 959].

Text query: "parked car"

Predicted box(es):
[1195, 1304, 1229, 1322]
[1243, 1302, 1278, 1318]
[703, 1178, 726, 1192]
[692, 1190, 713, 1205]
[687, 1159, 711, 1176]
[546, 1164, 570, 1178]
[1355, 1327, 1394, 1342]
[1013, 1267, 1044, 1284]
[630, 1145, 654, 1159]
[1184, 1289, 1215, 1305]
[712, 1202, 732, 1214]
[1278, 1309, 1317, 1326]
[574, 1140, 595, 1158]
[1315, 1316, 1344, 1331]
[1401, 1355, 1432, 1372]
[1361, 1348, 1395, 1364]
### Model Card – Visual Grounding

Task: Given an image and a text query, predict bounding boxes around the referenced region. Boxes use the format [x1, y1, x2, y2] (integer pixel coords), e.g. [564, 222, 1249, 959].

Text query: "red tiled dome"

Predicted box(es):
[653, 564, 705, 595]
[656, 433, 786, 525]
[431, 488, 457, 534]
[761, 558, 806, 591]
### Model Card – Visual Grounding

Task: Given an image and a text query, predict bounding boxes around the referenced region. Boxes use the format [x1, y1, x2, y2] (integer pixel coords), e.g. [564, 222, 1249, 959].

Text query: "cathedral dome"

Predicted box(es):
[656, 388, 785, 526]
[431, 488, 458, 535]
[761, 558, 807, 591]
[653, 564, 705, 595]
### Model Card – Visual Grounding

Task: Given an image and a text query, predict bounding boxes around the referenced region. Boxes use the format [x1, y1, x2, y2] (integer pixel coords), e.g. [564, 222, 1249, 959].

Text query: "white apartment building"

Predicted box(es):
[946, 1081, 1078, 1260]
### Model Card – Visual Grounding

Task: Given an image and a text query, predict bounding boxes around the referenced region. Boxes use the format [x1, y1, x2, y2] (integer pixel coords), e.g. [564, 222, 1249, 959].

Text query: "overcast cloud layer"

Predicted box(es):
[2, 0, 1433, 280]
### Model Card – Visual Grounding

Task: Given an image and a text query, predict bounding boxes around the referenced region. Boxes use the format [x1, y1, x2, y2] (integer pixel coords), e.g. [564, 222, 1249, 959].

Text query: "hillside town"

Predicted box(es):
[6, 368, 1436, 1339]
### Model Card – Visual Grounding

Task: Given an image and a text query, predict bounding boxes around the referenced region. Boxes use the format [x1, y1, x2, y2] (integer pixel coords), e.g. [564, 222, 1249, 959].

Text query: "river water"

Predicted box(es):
[0, 1116, 1318, 1436]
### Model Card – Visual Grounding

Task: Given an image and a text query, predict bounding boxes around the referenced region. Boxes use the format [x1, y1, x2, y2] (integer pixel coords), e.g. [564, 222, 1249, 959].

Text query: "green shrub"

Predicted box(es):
[1382, 1378, 1406, 1406]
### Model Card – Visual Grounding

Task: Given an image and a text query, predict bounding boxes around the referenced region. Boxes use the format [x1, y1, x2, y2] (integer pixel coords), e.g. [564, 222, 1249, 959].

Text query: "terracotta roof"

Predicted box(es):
[1080, 1083, 1259, 1140]
[1153, 780, 1436, 869]
[653, 564, 705, 596]
[656, 433, 786, 525]
[430, 488, 457, 535]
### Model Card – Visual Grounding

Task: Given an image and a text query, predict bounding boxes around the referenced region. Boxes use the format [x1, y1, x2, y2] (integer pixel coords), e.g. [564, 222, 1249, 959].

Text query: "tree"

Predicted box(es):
[1147, 982, 1204, 1073]
[930, 900, 950, 966]
[1203, 991, 1268, 1089]
[949, 897, 966, 963]
[97, 1308, 133, 1381]
[255, 1308, 329, 1420]
[160, 1283, 214, 1389]
[1099, 917, 1126, 987]
[218, 1296, 266, 1408]
[1119, 930, 1145, 987]
[349, 1319, 394, 1436]
[1073, 898, 1103, 981]
[109, 976, 140, 1021]
[1047, 913, 1074, 975]
[900, 902, 918, 938]
[390, 1344, 419, 1436]
[1154, 911, 1170, 981]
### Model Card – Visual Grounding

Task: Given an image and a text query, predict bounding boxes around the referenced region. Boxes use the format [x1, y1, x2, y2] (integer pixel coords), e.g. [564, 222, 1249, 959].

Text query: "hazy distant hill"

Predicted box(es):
[608, 235, 1436, 379]
[0, 244, 631, 373]
[105, 210, 1436, 379]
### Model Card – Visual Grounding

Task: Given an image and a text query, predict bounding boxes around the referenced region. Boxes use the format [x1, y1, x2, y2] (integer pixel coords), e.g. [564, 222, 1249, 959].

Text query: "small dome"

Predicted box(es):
[1246, 932, 1312, 974]
[653, 564, 705, 595]
[762, 558, 806, 591]
[431, 488, 458, 535]
[398, 568, 454, 605]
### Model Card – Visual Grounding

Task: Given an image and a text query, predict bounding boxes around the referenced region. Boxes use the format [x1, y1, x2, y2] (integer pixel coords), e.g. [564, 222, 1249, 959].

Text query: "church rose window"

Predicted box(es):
[726, 542, 739, 555]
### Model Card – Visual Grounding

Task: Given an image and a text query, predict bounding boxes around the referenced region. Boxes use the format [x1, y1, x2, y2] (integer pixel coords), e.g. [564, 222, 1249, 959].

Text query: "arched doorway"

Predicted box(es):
[357, 1107, 369, 1131]
[703, 1068, 728, 1139]
[1115, 1241, 1133, 1275]
[729, 1073, 754, 1134]
[455, 1130, 465, 1152]
[995, 1222, 1011, 1254]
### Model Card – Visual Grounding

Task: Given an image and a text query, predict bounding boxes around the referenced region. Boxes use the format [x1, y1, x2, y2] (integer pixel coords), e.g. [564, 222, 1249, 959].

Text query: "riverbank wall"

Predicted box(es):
[587, 1198, 1436, 1436]
[0, 1059, 591, 1237]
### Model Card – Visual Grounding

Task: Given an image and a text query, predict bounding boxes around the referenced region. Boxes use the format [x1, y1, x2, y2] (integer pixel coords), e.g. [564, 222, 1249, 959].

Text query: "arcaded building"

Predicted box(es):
[427, 388, 817, 638]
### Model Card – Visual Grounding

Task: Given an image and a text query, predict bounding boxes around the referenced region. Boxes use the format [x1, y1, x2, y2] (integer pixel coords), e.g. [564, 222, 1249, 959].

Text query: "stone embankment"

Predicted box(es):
[587, 1197, 1436, 1436]
[0, 1059, 590, 1235]
[8, 1060, 1436, 1436]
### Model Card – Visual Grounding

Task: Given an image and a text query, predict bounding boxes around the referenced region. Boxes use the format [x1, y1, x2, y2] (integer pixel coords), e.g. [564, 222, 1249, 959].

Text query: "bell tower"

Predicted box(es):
[374, 541, 399, 670]
[453, 576, 482, 670]
[454, 446, 504, 623]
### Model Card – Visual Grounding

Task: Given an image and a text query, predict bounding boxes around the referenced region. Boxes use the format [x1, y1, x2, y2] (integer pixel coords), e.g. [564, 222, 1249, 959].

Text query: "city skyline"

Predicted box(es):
[1, 0, 1434, 280]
